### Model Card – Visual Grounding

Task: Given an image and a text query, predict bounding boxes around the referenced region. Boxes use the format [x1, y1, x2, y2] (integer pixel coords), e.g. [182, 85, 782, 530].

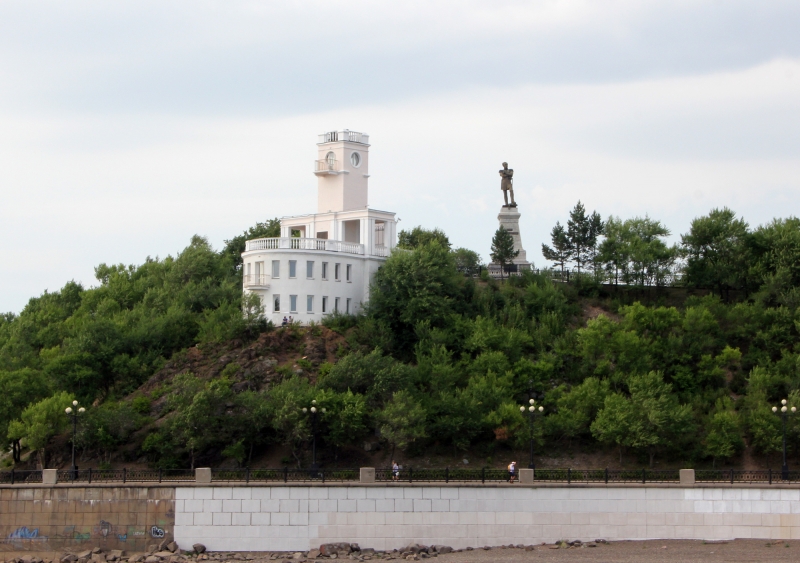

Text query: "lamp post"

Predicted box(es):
[302, 400, 326, 471]
[519, 399, 544, 469]
[772, 399, 797, 480]
[64, 400, 86, 480]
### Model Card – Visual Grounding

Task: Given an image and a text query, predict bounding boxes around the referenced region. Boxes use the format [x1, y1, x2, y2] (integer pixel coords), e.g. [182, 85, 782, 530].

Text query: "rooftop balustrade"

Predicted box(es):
[318, 130, 369, 145]
[244, 237, 391, 257]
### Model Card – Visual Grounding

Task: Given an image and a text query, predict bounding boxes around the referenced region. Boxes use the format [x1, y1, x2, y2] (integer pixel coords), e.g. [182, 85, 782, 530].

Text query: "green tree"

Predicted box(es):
[377, 390, 427, 458]
[452, 247, 482, 276]
[566, 201, 604, 276]
[7, 391, 75, 468]
[541, 222, 570, 275]
[681, 208, 749, 296]
[368, 241, 462, 358]
[592, 372, 692, 466]
[397, 226, 451, 250]
[490, 226, 519, 277]
[703, 400, 743, 467]
[0, 368, 50, 462]
[599, 216, 677, 286]
[546, 377, 610, 445]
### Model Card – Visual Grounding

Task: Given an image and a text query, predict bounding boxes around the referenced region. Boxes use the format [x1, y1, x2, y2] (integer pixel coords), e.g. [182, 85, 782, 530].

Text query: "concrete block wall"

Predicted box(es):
[174, 485, 800, 552]
[0, 487, 175, 553]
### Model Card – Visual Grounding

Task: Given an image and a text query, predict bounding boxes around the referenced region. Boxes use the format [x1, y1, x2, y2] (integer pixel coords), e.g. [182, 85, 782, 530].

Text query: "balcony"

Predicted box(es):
[314, 158, 343, 176]
[318, 130, 369, 145]
[243, 274, 270, 289]
[244, 237, 367, 255]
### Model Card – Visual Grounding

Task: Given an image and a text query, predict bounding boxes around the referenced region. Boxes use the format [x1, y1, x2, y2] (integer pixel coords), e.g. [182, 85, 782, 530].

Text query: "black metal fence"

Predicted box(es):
[696, 469, 800, 484]
[3, 467, 800, 485]
[53, 468, 194, 483]
[211, 468, 359, 483]
[0, 469, 42, 484]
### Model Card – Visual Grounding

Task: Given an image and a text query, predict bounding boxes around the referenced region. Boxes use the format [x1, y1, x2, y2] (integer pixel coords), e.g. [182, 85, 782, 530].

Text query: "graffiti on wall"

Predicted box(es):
[150, 526, 165, 539]
[8, 527, 40, 540]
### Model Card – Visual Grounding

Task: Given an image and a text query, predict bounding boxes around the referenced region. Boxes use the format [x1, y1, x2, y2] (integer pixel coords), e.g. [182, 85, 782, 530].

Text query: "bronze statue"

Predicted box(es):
[499, 162, 516, 207]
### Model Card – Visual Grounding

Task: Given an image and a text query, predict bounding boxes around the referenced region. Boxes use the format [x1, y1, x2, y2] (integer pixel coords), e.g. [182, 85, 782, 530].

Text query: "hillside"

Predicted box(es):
[2, 210, 800, 473]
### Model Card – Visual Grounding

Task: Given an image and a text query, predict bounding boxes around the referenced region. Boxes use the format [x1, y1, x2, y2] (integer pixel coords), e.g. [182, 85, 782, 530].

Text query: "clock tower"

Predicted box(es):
[314, 130, 370, 213]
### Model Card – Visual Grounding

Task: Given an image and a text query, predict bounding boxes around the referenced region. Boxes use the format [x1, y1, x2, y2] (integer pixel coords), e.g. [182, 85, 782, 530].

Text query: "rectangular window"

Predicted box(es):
[307, 295, 314, 312]
[322, 262, 328, 280]
[290, 295, 298, 312]
[346, 298, 351, 314]
[272, 260, 280, 278]
[346, 264, 352, 282]
[289, 260, 297, 278]
[334, 297, 340, 312]
[246, 262, 251, 276]
[322, 296, 328, 313]
[306, 261, 314, 279]
[335, 263, 341, 281]
[273, 295, 280, 312]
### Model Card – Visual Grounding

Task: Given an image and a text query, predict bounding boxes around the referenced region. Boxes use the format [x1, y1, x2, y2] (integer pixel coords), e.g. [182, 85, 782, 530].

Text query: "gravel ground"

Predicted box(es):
[4, 540, 800, 563]
[433, 539, 800, 562]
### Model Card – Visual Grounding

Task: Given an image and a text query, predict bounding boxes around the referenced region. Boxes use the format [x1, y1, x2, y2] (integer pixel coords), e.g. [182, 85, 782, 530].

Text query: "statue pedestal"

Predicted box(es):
[497, 205, 530, 265]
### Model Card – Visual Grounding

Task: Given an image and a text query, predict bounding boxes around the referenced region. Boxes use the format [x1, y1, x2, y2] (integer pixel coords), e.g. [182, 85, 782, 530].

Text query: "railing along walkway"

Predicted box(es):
[3, 467, 800, 485]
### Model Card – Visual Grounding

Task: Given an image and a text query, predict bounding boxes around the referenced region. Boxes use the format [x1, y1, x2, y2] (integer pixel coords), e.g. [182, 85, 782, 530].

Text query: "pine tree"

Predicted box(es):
[541, 222, 570, 276]
[566, 201, 604, 276]
[490, 226, 519, 278]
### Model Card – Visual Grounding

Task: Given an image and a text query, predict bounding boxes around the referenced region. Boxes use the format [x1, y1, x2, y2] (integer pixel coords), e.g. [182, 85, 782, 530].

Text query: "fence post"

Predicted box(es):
[567, 468, 571, 484]
[642, 468, 646, 484]
[283, 467, 288, 483]
[10, 469, 14, 485]
[321, 471, 325, 484]
[409, 467, 413, 483]
[88, 468, 92, 484]
[605, 468, 609, 484]
[158, 468, 162, 483]
[445, 467, 449, 484]
[769, 468, 773, 485]
[481, 467, 485, 484]
[246, 468, 250, 484]
[730, 469, 734, 484]
[123, 468, 127, 484]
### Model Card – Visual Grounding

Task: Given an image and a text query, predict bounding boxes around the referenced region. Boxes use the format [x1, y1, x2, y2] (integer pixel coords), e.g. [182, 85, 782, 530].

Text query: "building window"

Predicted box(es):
[272, 260, 280, 278]
[322, 296, 328, 313]
[334, 297, 340, 312]
[335, 263, 341, 281]
[306, 261, 314, 279]
[273, 295, 280, 312]
[346, 264, 352, 282]
[322, 262, 328, 280]
[290, 295, 298, 313]
[246, 263, 251, 276]
[307, 295, 314, 312]
[289, 260, 297, 278]
[346, 298, 351, 314]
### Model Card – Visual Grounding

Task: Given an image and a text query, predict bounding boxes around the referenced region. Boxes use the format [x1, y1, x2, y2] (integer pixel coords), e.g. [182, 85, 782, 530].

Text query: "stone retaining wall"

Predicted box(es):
[0, 488, 175, 553]
[2, 484, 799, 553]
[175, 485, 800, 552]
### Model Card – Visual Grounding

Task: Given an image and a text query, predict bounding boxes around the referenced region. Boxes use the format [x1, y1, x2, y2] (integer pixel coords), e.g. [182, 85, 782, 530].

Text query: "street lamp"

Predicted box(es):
[65, 400, 86, 480]
[302, 400, 326, 471]
[772, 399, 797, 480]
[520, 399, 544, 469]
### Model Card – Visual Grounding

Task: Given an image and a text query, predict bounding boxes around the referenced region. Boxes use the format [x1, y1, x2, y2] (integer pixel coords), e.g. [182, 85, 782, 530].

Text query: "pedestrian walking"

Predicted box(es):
[508, 460, 517, 483]
[392, 461, 400, 481]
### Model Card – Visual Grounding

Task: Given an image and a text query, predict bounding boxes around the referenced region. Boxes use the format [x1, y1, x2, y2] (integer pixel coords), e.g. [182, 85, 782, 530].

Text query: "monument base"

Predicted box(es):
[497, 205, 530, 265]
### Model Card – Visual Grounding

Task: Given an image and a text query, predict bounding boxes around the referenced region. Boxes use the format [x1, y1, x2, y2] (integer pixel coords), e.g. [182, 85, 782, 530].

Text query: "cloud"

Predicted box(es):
[1, 1, 799, 311]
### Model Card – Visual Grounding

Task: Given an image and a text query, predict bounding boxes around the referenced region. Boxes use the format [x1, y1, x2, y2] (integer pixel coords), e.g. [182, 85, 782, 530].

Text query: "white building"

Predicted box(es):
[242, 130, 397, 324]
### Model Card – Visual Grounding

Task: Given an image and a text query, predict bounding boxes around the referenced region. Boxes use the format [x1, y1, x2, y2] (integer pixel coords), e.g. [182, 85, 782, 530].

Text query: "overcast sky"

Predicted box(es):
[2, 1, 800, 313]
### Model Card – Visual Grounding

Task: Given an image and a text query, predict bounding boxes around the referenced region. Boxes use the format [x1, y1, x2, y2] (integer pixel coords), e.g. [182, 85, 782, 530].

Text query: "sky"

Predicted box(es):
[2, 0, 800, 313]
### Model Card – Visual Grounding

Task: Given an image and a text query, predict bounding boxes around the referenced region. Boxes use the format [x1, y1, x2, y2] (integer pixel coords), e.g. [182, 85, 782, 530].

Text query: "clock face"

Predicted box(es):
[350, 152, 361, 167]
